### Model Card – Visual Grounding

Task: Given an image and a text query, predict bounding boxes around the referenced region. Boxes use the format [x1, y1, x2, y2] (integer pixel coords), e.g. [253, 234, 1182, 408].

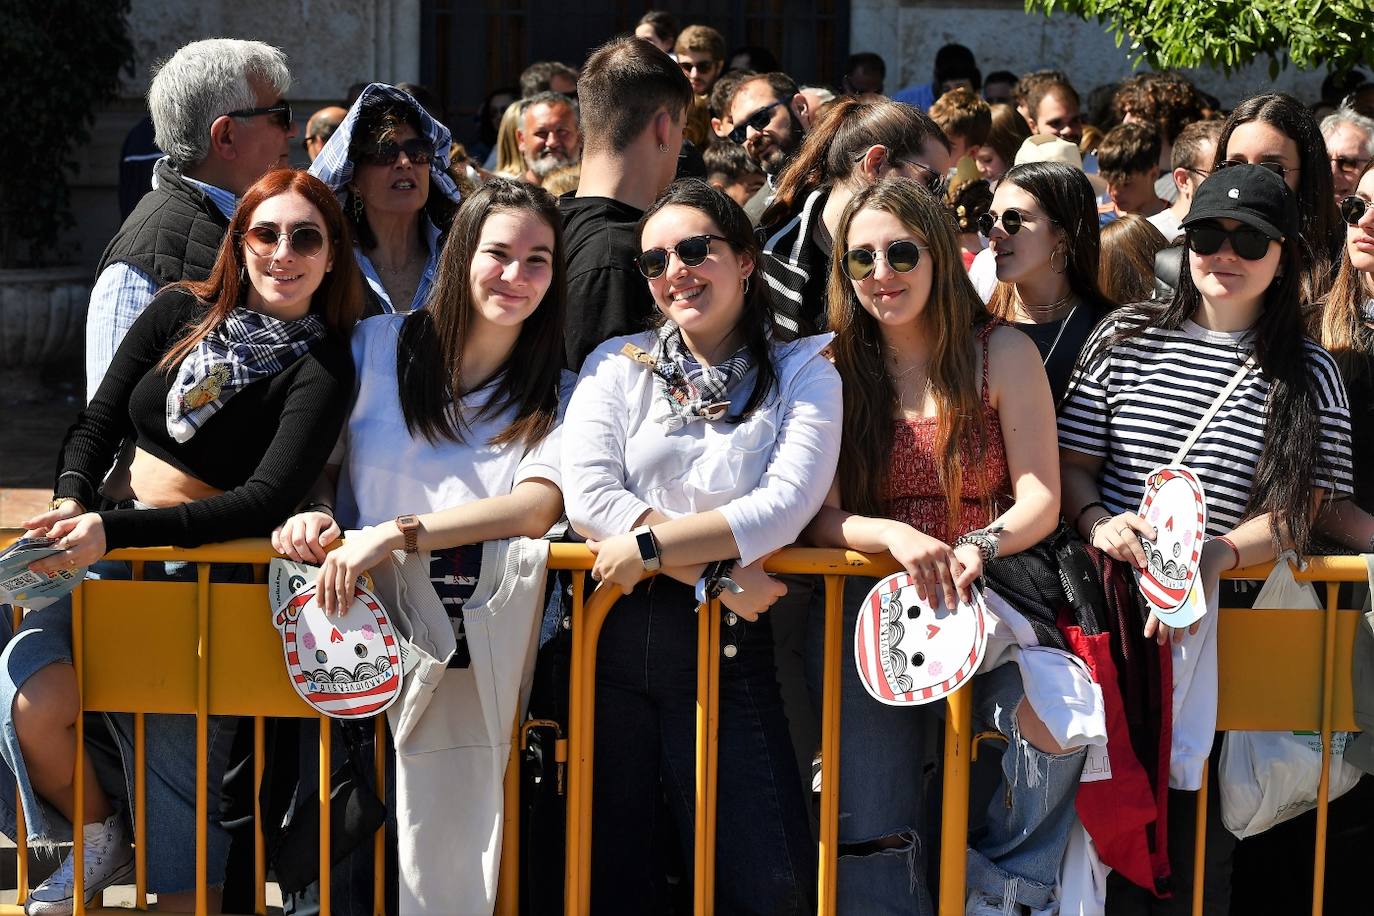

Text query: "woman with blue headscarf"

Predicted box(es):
[311, 83, 462, 315]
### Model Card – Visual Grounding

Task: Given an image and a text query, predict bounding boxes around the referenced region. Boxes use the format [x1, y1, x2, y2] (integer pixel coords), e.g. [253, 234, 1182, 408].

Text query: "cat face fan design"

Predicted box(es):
[1135, 464, 1207, 624]
[854, 571, 988, 706]
[273, 578, 403, 718]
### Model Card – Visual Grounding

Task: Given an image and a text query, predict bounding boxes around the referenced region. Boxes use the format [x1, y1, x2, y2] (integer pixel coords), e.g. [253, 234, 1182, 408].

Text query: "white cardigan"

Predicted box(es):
[561, 331, 843, 565]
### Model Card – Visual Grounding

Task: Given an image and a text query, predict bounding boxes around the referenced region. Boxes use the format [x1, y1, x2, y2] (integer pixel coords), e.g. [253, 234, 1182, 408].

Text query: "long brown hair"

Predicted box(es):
[1099, 214, 1169, 304]
[828, 176, 992, 530]
[1317, 160, 1374, 386]
[760, 96, 949, 229]
[396, 178, 565, 448]
[159, 168, 364, 371]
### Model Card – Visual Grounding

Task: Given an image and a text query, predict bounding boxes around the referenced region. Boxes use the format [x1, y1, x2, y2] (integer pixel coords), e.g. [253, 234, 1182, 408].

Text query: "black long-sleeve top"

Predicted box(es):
[55, 288, 354, 548]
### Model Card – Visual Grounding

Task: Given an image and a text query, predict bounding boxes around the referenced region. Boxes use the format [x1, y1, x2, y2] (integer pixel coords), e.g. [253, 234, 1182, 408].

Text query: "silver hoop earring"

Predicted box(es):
[742, 275, 751, 295]
[658, 143, 670, 154]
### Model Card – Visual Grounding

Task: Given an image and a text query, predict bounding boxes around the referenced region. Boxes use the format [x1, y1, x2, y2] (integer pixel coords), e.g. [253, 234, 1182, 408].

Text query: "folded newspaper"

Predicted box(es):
[0, 537, 89, 609]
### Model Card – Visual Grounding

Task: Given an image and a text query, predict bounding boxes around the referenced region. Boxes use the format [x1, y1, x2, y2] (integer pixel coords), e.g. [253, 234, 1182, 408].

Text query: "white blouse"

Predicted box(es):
[562, 331, 842, 566]
[335, 314, 572, 528]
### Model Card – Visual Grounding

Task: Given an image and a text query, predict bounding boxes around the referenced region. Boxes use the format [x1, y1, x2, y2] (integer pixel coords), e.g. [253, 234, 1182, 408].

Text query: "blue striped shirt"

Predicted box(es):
[84, 162, 236, 402]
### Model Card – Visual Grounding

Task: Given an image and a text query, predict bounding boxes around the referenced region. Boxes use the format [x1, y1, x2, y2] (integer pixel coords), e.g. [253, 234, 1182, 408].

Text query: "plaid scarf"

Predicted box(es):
[648, 323, 756, 432]
[166, 308, 326, 443]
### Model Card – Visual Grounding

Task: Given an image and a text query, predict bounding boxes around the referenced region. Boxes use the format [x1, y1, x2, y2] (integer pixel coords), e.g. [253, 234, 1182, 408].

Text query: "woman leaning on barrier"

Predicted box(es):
[1314, 161, 1374, 550]
[561, 179, 841, 914]
[1058, 163, 1354, 912]
[9, 168, 361, 915]
[271, 178, 571, 913]
[803, 176, 1073, 915]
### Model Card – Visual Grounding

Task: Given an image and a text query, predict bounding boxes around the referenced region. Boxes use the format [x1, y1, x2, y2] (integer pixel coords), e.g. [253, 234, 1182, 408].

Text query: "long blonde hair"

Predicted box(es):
[493, 103, 524, 177]
[827, 176, 993, 530]
[1317, 161, 1374, 386]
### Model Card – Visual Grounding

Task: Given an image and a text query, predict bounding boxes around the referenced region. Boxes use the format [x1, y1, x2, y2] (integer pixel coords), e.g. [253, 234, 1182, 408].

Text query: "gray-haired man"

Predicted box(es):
[85, 38, 296, 401]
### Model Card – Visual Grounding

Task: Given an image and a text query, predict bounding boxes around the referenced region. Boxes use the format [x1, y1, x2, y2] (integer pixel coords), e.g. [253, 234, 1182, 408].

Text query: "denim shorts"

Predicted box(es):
[0, 559, 245, 892]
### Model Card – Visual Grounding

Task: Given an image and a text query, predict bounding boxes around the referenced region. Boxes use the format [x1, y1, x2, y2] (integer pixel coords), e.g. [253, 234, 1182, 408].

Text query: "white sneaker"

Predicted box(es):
[24, 814, 134, 916]
[965, 893, 1023, 916]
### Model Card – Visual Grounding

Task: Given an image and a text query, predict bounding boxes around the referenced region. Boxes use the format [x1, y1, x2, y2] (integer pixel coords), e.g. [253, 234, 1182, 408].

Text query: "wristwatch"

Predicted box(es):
[632, 525, 662, 572]
[395, 514, 421, 554]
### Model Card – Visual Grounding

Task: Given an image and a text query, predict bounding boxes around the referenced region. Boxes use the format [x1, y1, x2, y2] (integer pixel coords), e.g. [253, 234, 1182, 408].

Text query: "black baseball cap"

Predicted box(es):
[1181, 162, 1296, 241]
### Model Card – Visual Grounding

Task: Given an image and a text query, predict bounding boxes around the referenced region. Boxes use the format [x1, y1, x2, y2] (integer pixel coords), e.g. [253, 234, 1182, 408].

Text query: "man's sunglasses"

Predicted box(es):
[977, 207, 1030, 237]
[1340, 195, 1372, 226]
[1215, 159, 1299, 179]
[358, 137, 435, 167]
[729, 101, 785, 144]
[842, 240, 926, 281]
[242, 225, 327, 258]
[637, 234, 730, 279]
[1186, 222, 1273, 260]
[226, 100, 292, 130]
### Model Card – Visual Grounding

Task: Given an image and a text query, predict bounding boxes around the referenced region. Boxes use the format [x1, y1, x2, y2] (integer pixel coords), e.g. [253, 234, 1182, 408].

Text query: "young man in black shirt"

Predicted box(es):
[559, 36, 693, 371]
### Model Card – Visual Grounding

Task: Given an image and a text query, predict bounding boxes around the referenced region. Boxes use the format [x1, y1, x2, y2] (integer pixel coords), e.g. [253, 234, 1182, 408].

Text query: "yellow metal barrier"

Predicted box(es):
[0, 536, 1362, 916]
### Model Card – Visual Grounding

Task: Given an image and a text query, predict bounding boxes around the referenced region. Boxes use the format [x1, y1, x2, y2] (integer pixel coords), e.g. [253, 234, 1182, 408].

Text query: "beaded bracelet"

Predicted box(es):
[953, 525, 1003, 563]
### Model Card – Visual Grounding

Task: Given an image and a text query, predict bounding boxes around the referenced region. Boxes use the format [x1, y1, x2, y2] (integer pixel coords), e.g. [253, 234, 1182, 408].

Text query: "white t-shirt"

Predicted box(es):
[1146, 207, 1183, 243]
[1058, 314, 1354, 534]
[561, 331, 842, 566]
[335, 314, 572, 528]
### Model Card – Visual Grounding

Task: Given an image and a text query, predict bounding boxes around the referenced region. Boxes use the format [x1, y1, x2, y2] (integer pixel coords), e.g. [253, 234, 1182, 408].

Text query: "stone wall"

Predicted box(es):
[851, 0, 1326, 109]
[67, 0, 419, 273]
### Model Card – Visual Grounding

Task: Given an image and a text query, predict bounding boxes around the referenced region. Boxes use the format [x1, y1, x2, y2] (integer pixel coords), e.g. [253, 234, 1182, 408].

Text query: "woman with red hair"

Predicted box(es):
[7, 167, 362, 914]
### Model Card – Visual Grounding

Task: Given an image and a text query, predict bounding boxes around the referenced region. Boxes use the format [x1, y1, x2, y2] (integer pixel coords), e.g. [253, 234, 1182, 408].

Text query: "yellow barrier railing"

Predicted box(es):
[0, 536, 1362, 916]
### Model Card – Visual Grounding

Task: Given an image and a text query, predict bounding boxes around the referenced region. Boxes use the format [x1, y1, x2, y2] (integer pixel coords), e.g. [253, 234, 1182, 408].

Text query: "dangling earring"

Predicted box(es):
[352, 192, 365, 222]
[1049, 247, 1068, 274]
[741, 274, 751, 296]
[240, 263, 247, 284]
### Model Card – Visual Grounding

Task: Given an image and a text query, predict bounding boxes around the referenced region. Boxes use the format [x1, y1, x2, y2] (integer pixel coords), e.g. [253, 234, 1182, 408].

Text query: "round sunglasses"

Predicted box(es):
[842, 240, 926, 281]
[1339, 195, 1372, 226]
[637, 234, 731, 279]
[242, 225, 327, 258]
[358, 137, 434, 167]
[977, 207, 1030, 237]
[1185, 223, 1273, 260]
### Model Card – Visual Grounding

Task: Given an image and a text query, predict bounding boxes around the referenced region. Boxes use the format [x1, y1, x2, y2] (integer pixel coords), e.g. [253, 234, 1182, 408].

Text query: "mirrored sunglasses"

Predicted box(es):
[842, 240, 925, 281]
[1339, 195, 1371, 226]
[242, 225, 327, 258]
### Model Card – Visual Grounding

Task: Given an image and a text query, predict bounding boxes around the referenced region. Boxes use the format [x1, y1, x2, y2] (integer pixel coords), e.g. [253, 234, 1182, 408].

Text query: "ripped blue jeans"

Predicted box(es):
[806, 577, 1085, 913]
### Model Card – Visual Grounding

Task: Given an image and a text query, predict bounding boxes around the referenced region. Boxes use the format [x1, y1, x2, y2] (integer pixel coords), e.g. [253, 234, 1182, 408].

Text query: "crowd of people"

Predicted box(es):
[11, 15, 1374, 916]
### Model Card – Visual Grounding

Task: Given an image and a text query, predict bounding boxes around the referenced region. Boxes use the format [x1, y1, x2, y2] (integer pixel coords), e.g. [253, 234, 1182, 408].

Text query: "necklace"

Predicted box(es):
[374, 252, 422, 276]
[1019, 288, 1076, 320]
[1040, 304, 1080, 366]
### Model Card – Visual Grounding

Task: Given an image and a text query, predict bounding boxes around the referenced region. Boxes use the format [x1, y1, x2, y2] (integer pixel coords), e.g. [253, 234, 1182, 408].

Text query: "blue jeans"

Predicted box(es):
[805, 577, 1084, 912]
[0, 560, 244, 893]
[591, 577, 815, 915]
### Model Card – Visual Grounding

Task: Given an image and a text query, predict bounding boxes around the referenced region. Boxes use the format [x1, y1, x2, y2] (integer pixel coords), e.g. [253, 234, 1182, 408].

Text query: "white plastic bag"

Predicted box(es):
[1218, 552, 1362, 838]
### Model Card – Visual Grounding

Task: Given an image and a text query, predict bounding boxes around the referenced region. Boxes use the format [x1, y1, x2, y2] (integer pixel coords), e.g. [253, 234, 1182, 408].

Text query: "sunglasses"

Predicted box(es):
[1332, 156, 1373, 176]
[842, 240, 926, 281]
[1215, 159, 1298, 179]
[729, 101, 785, 144]
[242, 225, 327, 258]
[1340, 196, 1372, 226]
[1186, 223, 1273, 260]
[637, 234, 730, 279]
[977, 207, 1030, 237]
[226, 100, 292, 130]
[358, 137, 435, 167]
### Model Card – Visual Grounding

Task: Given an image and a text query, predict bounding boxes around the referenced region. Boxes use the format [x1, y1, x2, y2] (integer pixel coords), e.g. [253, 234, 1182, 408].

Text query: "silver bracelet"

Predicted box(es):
[954, 524, 1003, 563]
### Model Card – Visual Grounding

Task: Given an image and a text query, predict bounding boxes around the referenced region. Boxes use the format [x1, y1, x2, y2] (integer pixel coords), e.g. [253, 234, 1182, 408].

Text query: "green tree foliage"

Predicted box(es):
[1025, 0, 1373, 76]
[0, 1, 134, 267]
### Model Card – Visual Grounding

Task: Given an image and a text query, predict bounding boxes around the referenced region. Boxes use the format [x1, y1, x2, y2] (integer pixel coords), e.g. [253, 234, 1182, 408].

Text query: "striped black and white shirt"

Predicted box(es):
[1058, 315, 1354, 535]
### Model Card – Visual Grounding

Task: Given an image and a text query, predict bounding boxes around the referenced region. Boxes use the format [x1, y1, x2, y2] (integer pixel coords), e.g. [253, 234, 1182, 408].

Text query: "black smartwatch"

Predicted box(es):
[632, 525, 661, 572]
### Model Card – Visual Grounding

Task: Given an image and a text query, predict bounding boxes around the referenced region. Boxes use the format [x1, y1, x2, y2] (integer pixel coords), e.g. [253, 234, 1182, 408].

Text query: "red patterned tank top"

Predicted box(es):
[881, 323, 1012, 544]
